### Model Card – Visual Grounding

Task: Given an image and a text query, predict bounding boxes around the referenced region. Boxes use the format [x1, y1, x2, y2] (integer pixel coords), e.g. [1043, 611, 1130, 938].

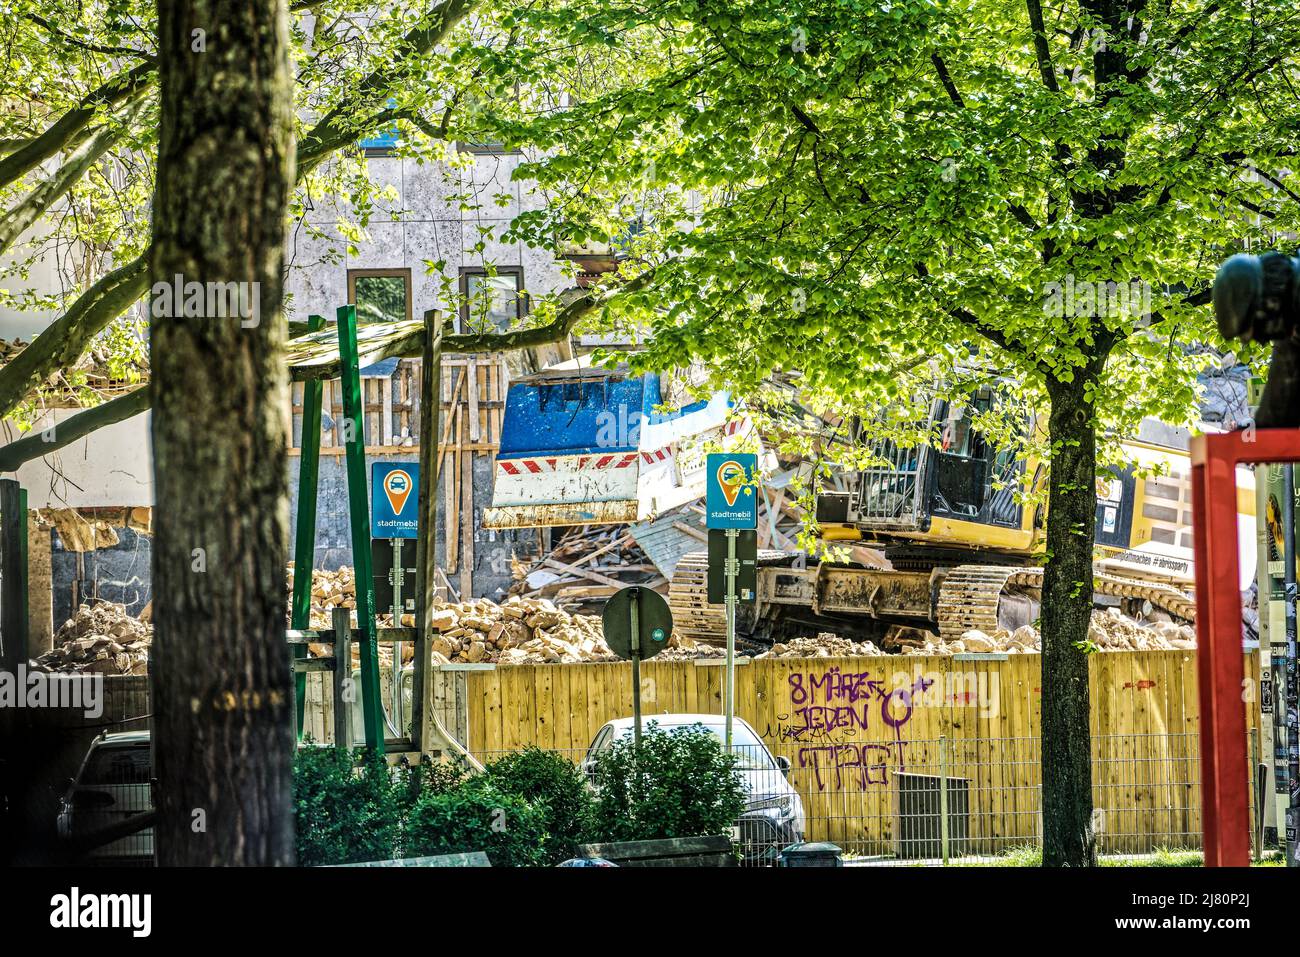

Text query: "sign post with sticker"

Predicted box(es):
[370, 462, 419, 738]
[705, 452, 758, 749]
[603, 585, 673, 748]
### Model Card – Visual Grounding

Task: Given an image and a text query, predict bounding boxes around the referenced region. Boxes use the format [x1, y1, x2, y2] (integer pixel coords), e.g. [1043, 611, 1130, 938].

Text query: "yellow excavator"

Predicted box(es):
[668, 387, 1254, 647]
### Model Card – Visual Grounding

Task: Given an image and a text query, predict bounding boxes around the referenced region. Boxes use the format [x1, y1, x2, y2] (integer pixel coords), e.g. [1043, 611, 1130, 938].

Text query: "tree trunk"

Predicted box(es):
[149, 0, 296, 865]
[1040, 368, 1101, 867]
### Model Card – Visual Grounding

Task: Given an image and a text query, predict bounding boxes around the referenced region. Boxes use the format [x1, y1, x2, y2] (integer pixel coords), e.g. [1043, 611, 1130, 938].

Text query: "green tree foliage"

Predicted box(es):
[0, 0, 502, 422]
[589, 724, 747, 842]
[471, 0, 1300, 864]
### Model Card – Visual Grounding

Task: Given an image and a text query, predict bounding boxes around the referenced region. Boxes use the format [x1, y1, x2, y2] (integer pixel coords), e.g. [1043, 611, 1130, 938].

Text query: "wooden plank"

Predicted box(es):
[460, 404, 474, 598]
[468, 355, 480, 443]
[541, 558, 627, 589]
[382, 376, 393, 447]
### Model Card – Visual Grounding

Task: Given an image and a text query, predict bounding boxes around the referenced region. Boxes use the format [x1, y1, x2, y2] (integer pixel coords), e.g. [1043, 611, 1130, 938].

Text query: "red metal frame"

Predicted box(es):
[1191, 428, 1300, 866]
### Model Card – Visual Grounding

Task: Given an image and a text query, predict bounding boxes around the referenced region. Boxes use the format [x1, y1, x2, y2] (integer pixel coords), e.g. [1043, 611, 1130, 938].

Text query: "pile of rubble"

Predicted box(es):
[430, 596, 616, 664]
[754, 609, 1196, 659]
[758, 634, 886, 658]
[285, 565, 717, 664]
[896, 608, 1196, 656]
[286, 563, 357, 628]
[509, 525, 666, 613]
[31, 602, 152, 674]
[431, 596, 721, 664]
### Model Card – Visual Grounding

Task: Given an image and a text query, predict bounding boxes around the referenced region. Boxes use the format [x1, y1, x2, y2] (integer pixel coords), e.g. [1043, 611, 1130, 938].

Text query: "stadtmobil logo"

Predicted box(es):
[49, 887, 151, 938]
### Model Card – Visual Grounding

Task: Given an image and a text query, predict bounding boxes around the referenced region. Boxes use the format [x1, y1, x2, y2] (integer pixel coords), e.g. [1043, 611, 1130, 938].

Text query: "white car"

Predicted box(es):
[57, 731, 153, 863]
[582, 713, 805, 864]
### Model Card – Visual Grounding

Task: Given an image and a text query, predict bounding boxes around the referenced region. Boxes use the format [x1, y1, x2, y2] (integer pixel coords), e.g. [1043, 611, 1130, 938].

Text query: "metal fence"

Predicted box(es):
[15, 674, 153, 866]
[468, 730, 1258, 867]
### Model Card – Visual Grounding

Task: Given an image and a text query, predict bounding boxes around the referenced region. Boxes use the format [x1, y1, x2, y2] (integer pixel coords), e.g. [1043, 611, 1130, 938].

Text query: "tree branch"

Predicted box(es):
[0, 101, 146, 256]
[0, 257, 150, 419]
[0, 0, 480, 421]
[24, 14, 155, 60]
[1025, 0, 1061, 93]
[296, 0, 479, 176]
[0, 386, 150, 473]
[291, 269, 655, 381]
[0, 61, 155, 191]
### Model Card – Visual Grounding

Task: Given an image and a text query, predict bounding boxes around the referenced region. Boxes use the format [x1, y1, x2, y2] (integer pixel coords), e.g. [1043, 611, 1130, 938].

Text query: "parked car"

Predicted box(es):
[57, 731, 154, 864]
[581, 714, 805, 864]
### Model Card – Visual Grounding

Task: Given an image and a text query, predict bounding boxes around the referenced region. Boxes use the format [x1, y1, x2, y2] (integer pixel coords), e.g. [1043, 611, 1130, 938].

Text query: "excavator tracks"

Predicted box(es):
[935, 565, 1195, 640]
[935, 566, 1042, 641]
[669, 550, 1197, 646]
[666, 552, 726, 642]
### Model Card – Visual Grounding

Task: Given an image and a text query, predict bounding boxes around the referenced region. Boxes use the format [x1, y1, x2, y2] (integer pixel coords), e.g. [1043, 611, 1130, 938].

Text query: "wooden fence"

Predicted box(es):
[432, 651, 1262, 858]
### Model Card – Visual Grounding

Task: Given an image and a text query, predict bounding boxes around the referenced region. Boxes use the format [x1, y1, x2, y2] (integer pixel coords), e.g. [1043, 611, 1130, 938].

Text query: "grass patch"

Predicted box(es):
[960, 845, 1284, 867]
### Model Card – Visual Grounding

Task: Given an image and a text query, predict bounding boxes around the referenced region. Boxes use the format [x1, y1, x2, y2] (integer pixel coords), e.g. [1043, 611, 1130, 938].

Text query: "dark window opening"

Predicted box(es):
[348, 269, 412, 325]
[459, 267, 524, 334]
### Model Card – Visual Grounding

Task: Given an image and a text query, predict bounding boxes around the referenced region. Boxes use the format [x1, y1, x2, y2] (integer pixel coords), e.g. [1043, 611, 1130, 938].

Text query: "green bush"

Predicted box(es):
[293, 747, 407, 866]
[421, 757, 472, 796]
[590, 723, 747, 842]
[404, 783, 549, 867]
[483, 746, 595, 863]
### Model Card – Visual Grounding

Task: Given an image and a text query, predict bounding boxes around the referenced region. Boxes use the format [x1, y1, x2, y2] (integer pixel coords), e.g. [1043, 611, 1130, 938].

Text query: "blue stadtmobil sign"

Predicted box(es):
[371, 462, 419, 539]
[705, 452, 758, 529]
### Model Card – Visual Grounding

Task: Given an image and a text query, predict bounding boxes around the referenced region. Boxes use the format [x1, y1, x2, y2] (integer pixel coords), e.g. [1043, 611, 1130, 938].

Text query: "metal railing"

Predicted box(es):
[466, 730, 1256, 867]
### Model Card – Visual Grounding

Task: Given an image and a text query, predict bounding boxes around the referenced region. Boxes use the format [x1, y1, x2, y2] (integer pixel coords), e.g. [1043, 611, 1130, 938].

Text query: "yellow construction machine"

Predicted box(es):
[668, 388, 1254, 647]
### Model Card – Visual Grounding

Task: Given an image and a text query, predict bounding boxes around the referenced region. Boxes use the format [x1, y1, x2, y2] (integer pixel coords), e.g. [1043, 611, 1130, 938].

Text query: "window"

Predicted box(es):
[84, 746, 151, 786]
[459, 267, 524, 333]
[348, 269, 411, 325]
[359, 99, 400, 156]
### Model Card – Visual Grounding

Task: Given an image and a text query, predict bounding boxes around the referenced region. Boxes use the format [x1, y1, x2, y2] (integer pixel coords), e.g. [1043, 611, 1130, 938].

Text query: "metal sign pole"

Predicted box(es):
[725, 527, 737, 750]
[630, 587, 642, 749]
[391, 537, 403, 737]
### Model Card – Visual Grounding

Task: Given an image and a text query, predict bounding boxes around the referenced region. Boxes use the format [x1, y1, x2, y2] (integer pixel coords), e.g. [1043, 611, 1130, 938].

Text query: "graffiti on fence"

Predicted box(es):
[779, 668, 933, 741]
[795, 740, 911, 791]
[765, 668, 933, 790]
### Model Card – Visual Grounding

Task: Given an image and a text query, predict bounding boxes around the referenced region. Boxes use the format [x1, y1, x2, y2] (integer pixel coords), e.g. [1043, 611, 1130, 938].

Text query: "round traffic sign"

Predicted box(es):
[601, 586, 674, 661]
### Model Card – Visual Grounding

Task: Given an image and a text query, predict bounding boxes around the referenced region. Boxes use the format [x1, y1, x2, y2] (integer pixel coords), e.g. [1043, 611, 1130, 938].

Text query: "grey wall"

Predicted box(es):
[51, 527, 152, 628]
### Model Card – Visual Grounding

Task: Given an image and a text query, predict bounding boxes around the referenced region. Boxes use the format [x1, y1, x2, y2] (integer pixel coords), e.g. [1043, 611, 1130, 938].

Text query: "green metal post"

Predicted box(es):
[17, 486, 27, 648]
[0, 479, 28, 671]
[337, 305, 385, 753]
[289, 314, 326, 740]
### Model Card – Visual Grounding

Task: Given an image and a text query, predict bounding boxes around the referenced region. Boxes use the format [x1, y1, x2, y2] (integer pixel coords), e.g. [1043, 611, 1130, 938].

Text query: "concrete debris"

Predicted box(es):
[896, 608, 1196, 656]
[434, 595, 718, 665]
[31, 602, 152, 674]
[759, 609, 1196, 659]
[758, 634, 886, 658]
[286, 565, 717, 665]
[286, 563, 357, 628]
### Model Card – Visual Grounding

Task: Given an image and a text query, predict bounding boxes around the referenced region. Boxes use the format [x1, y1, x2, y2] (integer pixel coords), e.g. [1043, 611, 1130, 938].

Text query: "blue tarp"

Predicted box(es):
[498, 373, 661, 458]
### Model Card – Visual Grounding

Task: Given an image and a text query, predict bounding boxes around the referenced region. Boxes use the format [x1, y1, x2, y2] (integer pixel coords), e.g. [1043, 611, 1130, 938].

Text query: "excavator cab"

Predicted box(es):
[816, 387, 1034, 554]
